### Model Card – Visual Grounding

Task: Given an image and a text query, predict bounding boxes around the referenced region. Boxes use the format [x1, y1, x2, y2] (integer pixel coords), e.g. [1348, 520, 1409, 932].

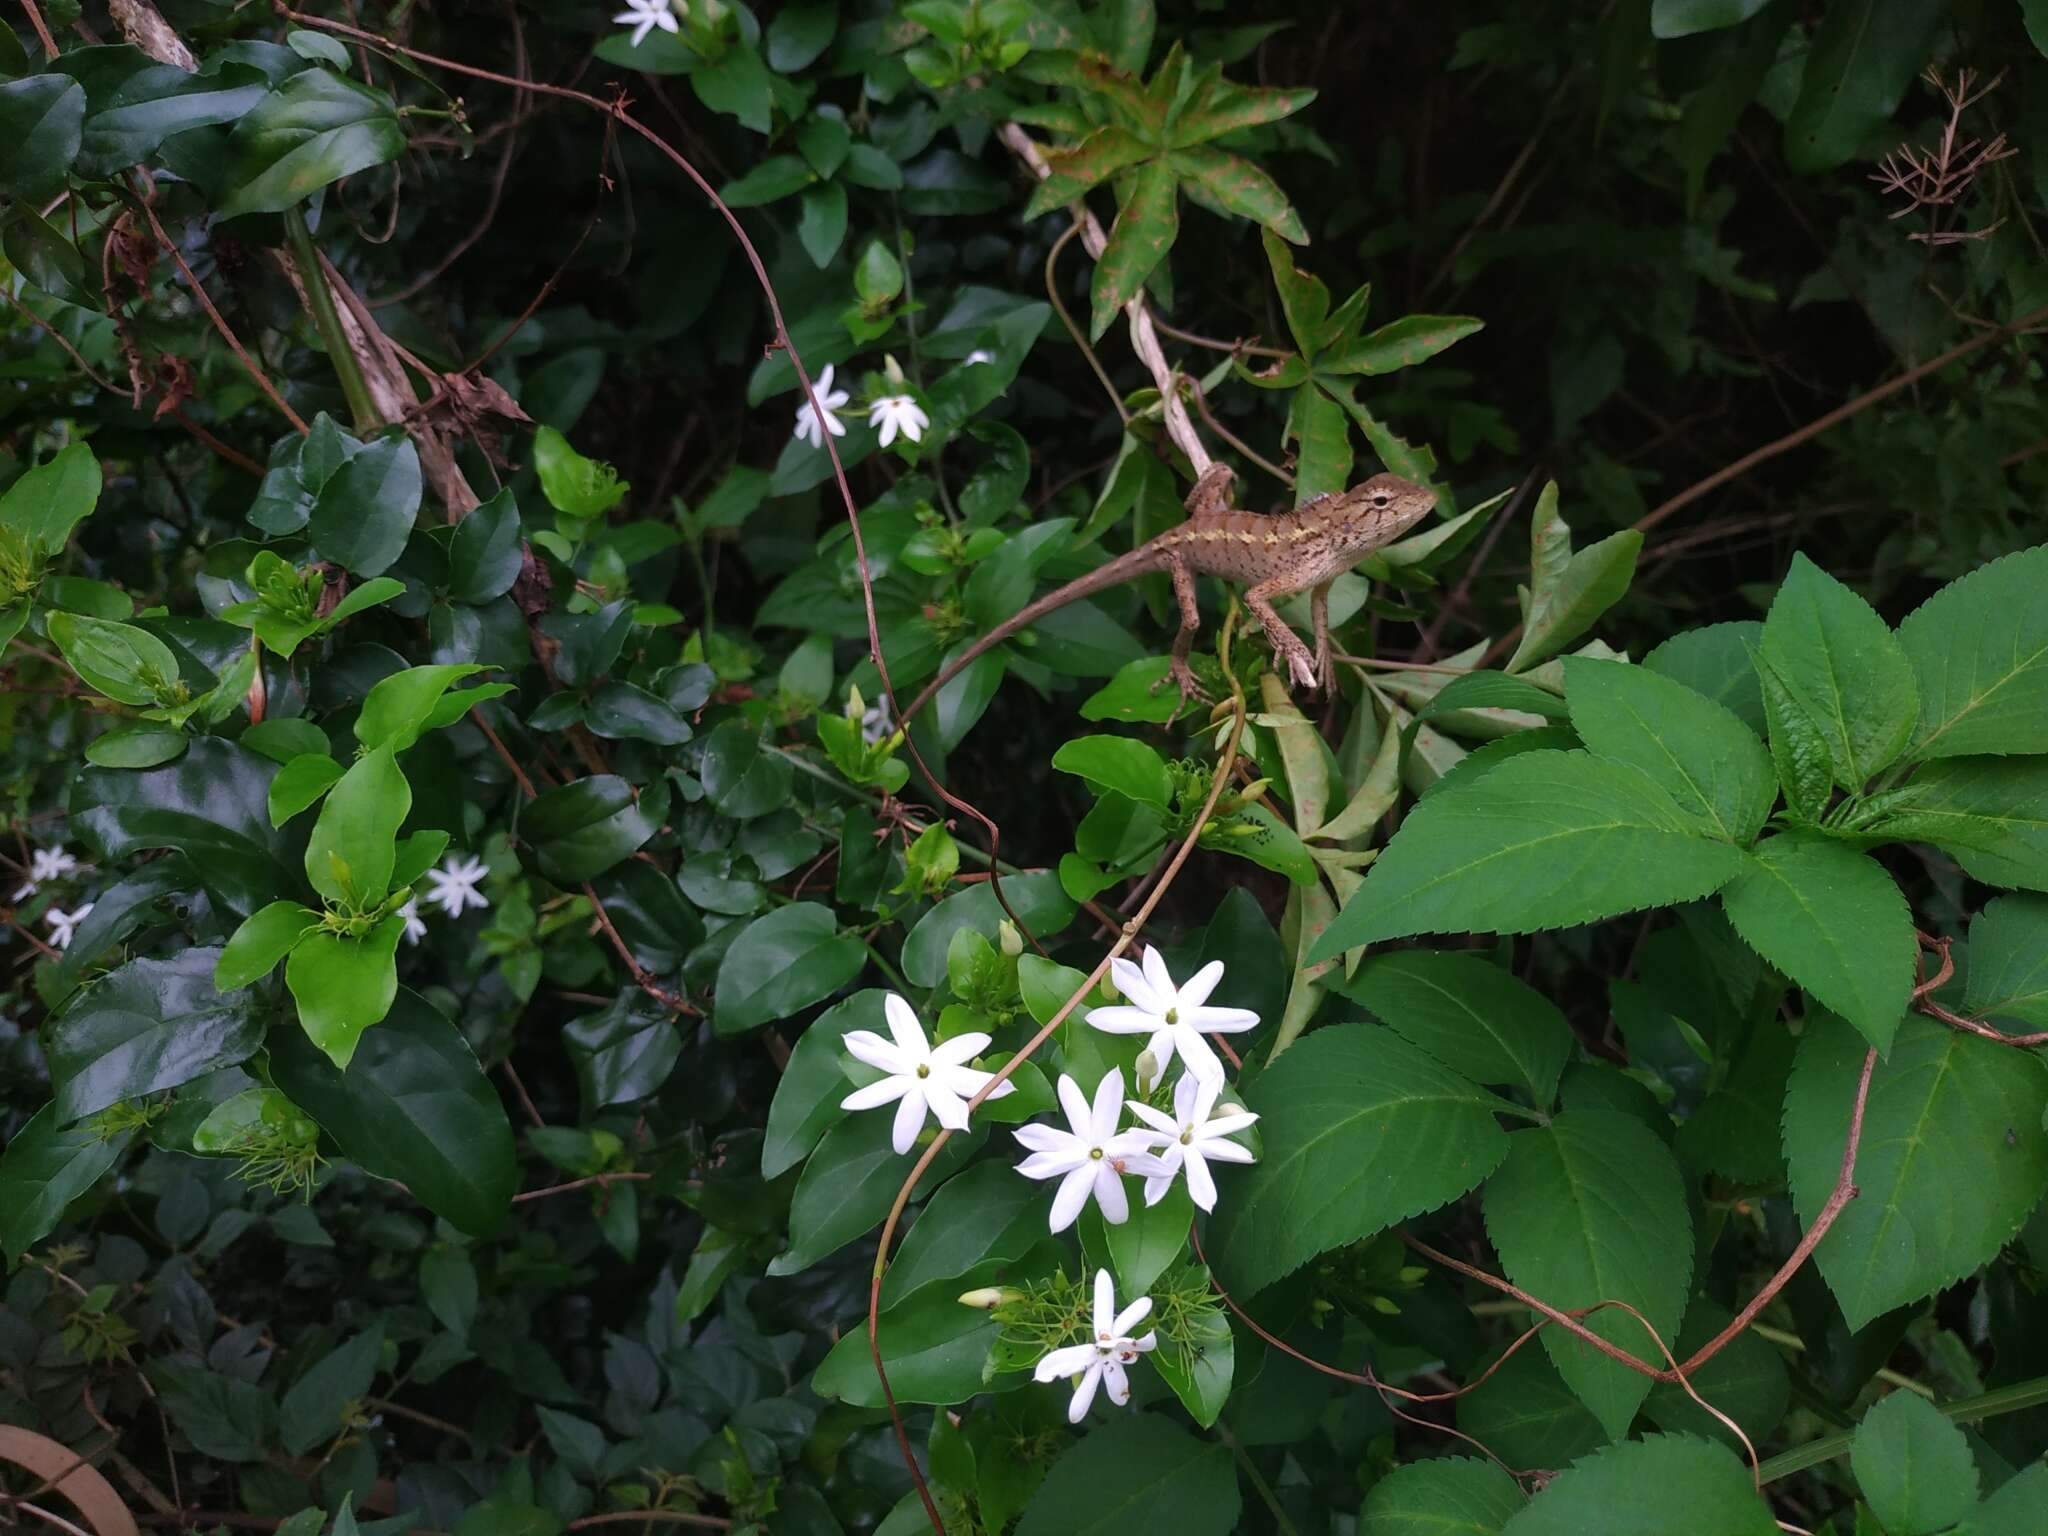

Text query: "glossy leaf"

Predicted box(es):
[0, 1107, 132, 1265]
[1783, 0, 1944, 175]
[516, 775, 669, 885]
[900, 873, 1077, 989]
[0, 76, 84, 201]
[308, 435, 422, 579]
[284, 915, 404, 1068]
[765, 1112, 981, 1274]
[713, 902, 865, 1035]
[1016, 1413, 1239, 1536]
[218, 68, 406, 216]
[304, 746, 408, 906]
[762, 990, 886, 1179]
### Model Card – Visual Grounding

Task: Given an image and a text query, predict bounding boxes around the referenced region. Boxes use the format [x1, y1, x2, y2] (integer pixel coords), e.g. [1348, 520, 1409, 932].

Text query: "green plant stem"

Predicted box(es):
[284, 207, 381, 435]
[1746, 1322, 1934, 1399]
[1218, 1421, 1300, 1536]
[1757, 1373, 2048, 1484]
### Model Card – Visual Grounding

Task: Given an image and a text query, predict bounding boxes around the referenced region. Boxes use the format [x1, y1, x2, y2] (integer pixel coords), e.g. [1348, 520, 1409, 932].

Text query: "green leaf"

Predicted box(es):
[1564, 658, 1774, 844]
[796, 179, 848, 267]
[149, 1360, 275, 1464]
[1643, 622, 1766, 736]
[285, 915, 404, 1069]
[1024, 126, 1155, 217]
[562, 993, 681, 1112]
[83, 724, 186, 769]
[1206, 1024, 1512, 1296]
[1850, 1389, 1978, 1536]
[767, 3, 838, 70]
[1972, 1463, 2048, 1536]
[713, 902, 866, 1035]
[71, 54, 270, 176]
[0, 440, 101, 556]
[218, 68, 406, 216]
[280, 1328, 382, 1454]
[883, 1157, 1047, 1306]
[214, 901, 322, 994]
[901, 873, 1077, 989]
[1896, 546, 2048, 760]
[1483, 1111, 1693, 1438]
[532, 425, 627, 518]
[0, 76, 85, 201]
[1961, 894, 2048, 1026]
[270, 987, 517, 1236]
[1333, 949, 1573, 1105]
[308, 434, 421, 579]
[0, 1106, 133, 1265]
[698, 722, 795, 817]
[305, 745, 408, 906]
[447, 488, 524, 604]
[1505, 485, 1641, 674]
[761, 991, 881, 1178]
[1089, 159, 1179, 341]
[1106, 1181, 1194, 1296]
[1322, 314, 1486, 376]
[1761, 554, 1916, 788]
[1015, 1413, 1240, 1536]
[1783, 1012, 2048, 1330]
[1286, 382, 1353, 503]
[1173, 80, 1317, 143]
[1499, 1434, 1778, 1535]
[1456, 1343, 1606, 1470]
[1362, 1457, 1525, 1536]
[1312, 752, 1749, 956]
[691, 41, 773, 133]
[515, 774, 669, 885]
[1149, 1286, 1232, 1428]
[46, 612, 183, 707]
[717, 152, 816, 207]
[1783, 0, 1944, 175]
[1260, 227, 1332, 356]
[585, 681, 692, 745]
[356, 663, 499, 753]
[1754, 645, 1835, 821]
[1863, 756, 2048, 891]
[1051, 734, 1174, 809]
[1652, 0, 1770, 36]
[766, 1112, 981, 1274]
[1720, 833, 1912, 1053]
[263, 754, 342, 830]
[1170, 144, 1305, 242]
[812, 1274, 1003, 1407]
[1641, 1298, 1789, 1450]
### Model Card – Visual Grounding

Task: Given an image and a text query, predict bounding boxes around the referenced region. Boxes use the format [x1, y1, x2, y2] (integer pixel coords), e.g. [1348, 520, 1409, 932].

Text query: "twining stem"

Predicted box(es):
[284, 207, 382, 436]
[1757, 1373, 2048, 1484]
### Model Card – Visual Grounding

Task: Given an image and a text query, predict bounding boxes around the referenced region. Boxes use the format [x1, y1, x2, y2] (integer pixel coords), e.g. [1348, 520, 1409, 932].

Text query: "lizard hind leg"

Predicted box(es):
[1245, 578, 1320, 693]
[1150, 552, 1213, 712]
[1310, 581, 1334, 693]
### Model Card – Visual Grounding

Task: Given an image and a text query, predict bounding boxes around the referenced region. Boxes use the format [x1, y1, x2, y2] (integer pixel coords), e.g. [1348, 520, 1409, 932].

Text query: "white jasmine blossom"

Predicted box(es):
[963, 349, 995, 366]
[1032, 1268, 1157, 1423]
[861, 691, 894, 745]
[840, 993, 1014, 1155]
[867, 394, 929, 447]
[1013, 1069, 1147, 1232]
[13, 846, 79, 901]
[1126, 1069, 1258, 1212]
[792, 363, 850, 449]
[399, 897, 427, 945]
[611, 0, 678, 48]
[423, 853, 490, 917]
[46, 903, 92, 950]
[1086, 946, 1259, 1086]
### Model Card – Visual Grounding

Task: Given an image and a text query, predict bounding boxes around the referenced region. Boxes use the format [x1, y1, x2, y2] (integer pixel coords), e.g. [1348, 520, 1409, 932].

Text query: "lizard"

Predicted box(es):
[898, 462, 1438, 724]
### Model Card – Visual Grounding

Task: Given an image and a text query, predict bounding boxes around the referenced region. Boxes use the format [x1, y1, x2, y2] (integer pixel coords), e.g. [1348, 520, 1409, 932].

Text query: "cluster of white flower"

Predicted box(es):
[399, 854, 492, 946]
[837, 944, 1260, 1422]
[11, 844, 92, 951]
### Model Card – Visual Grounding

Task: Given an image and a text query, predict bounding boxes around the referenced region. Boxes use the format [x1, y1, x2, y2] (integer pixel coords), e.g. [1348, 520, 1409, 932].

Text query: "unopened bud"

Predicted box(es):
[998, 920, 1024, 958]
[958, 1286, 1023, 1310]
[1133, 1049, 1160, 1095]
[845, 684, 866, 720]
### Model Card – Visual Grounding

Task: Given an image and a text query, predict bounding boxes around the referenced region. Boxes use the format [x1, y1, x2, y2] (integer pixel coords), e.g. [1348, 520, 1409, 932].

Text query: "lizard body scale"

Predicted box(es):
[899, 463, 1438, 724]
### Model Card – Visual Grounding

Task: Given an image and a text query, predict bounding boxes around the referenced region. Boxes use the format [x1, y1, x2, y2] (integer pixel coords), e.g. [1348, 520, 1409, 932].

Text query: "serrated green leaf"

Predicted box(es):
[1961, 894, 2048, 1027]
[1850, 1389, 1978, 1536]
[1761, 554, 1916, 789]
[1362, 1457, 1524, 1536]
[1333, 950, 1572, 1105]
[1863, 756, 2048, 892]
[1754, 646, 1834, 821]
[1500, 1434, 1778, 1535]
[1896, 545, 2048, 760]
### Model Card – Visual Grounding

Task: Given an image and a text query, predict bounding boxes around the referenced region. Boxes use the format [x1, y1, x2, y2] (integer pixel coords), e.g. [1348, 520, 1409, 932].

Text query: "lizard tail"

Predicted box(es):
[896, 545, 1167, 728]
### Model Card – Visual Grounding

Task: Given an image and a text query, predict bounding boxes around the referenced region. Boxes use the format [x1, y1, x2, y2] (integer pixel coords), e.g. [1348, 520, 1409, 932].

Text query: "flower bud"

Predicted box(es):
[1133, 1049, 1160, 1096]
[845, 684, 866, 720]
[957, 1286, 1023, 1310]
[997, 920, 1024, 958]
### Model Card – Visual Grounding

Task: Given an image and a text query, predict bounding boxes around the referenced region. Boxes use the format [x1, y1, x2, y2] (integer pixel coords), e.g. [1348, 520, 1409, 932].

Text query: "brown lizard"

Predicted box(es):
[900, 463, 1438, 723]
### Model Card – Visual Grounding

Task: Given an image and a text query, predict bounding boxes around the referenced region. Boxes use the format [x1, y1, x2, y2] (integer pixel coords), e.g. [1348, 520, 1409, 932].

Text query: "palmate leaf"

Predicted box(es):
[1783, 1012, 2048, 1330]
[1895, 544, 2048, 759]
[1171, 145, 1305, 242]
[1204, 1024, 1513, 1296]
[1089, 159, 1180, 340]
[1022, 124, 1154, 216]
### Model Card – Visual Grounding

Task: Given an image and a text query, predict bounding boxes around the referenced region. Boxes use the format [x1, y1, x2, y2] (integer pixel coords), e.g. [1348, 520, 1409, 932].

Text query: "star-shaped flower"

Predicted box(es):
[792, 364, 851, 449]
[1032, 1268, 1157, 1423]
[840, 994, 1014, 1155]
[46, 903, 92, 950]
[423, 853, 489, 917]
[867, 393, 929, 447]
[1125, 1070, 1258, 1212]
[398, 897, 427, 945]
[1013, 1069, 1147, 1232]
[13, 846, 79, 902]
[611, 0, 678, 48]
[1086, 946, 1259, 1085]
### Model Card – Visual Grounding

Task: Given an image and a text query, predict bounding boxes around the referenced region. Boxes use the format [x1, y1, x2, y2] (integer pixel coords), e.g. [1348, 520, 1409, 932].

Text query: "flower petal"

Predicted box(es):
[1177, 1025, 1225, 1085]
[1130, 1330, 1157, 1353]
[1048, 1165, 1094, 1233]
[842, 1031, 905, 1073]
[924, 1079, 970, 1132]
[1055, 1073, 1093, 1134]
[1094, 1269, 1116, 1336]
[1200, 1136, 1257, 1165]
[1068, 1361, 1102, 1422]
[1142, 1172, 1174, 1206]
[840, 1078, 908, 1112]
[1140, 946, 1177, 1003]
[1086, 1005, 1161, 1035]
[1093, 1162, 1128, 1225]
[1016, 1149, 1083, 1179]
[1126, 1101, 1179, 1137]
[928, 1031, 993, 1065]
[1111, 1294, 1153, 1337]
[1173, 1069, 1204, 1124]
[1177, 959, 1227, 1009]
[1089, 1068, 1125, 1142]
[1034, 1343, 1096, 1382]
[890, 1089, 927, 1155]
[1187, 1004, 1261, 1034]
[1183, 1146, 1218, 1211]
[1109, 956, 1163, 1013]
[1013, 1123, 1075, 1154]
[883, 994, 928, 1058]
[1101, 1358, 1130, 1406]
[1203, 1110, 1259, 1139]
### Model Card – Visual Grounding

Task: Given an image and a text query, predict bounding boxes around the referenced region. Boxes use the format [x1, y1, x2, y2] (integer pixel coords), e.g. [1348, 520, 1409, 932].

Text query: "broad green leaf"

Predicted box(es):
[305, 745, 408, 906]
[1015, 1413, 1239, 1536]
[561, 992, 681, 1111]
[447, 488, 524, 604]
[585, 682, 692, 745]
[1411, 670, 1570, 729]
[713, 902, 866, 1035]
[1456, 1343, 1606, 1471]
[1652, 0, 1770, 37]
[0, 76, 85, 201]
[1322, 314, 1485, 376]
[1260, 227, 1332, 355]
[356, 663, 495, 753]
[1972, 1463, 2048, 1536]
[1051, 734, 1174, 809]
[1761, 554, 1916, 788]
[717, 152, 816, 206]
[1850, 1389, 1977, 1536]
[1171, 144, 1305, 241]
[1896, 545, 2048, 759]
[1783, 0, 1944, 175]
[1024, 126, 1155, 217]
[215, 901, 322, 992]
[761, 991, 883, 1178]
[1644, 621, 1766, 736]
[1500, 1434, 1777, 1535]
[797, 179, 848, 267]
[1286, 380, 1353, 502]
[0, 1106, 133, 1265]
[1106, 1181, 1195, 1296]
[1149, 1286, 1231, 1426]
[1641, 1299, 1790, 1450]
[1719, 833, 1913, 1054]
[1090, 159, 1179, 340]
[901, 873, 1077, 989]
[0, 440, 101, 556]
[1483, 1111, 1693, 1438]
[280, 1328, 382, 1454]
[1334, 950, 1571, 1105]
[883, 1158, 1047, 1306]
[1755, 646, 1835, 821]
[766, 1112, 982, 1275]
[1505, 485, 1641, 674]
[1783, 1013, 2048, 1330]
[812, 1274, 1003, 1406]
[1361, 1457, 1525, 1536]
[515, 774, 669, 885]
[1313, 752, 1749, 956]
[266, 753, 344, 828]
[1961, 894, 2048, 1026]
[1862, 757, 2048, 892]
[46, 612, 182, 707]
[1206, 1025, 1512, 1296]
[149, 1360, 275, 1464]
[270, 987, 517, 1235]
[308, 435, 421, 579]
[1564, 658, 1774, 844]
[71, 54, 270, 176]
[285, 915, 404, 1068]
[218, 68, 405, 216]
[698, 722, 795, 818]
[532, 425, 627, 518]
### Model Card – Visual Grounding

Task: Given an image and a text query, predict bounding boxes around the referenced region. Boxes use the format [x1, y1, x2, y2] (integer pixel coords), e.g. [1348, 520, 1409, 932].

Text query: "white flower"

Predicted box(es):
[1125, 1070, 1258, 1212]
[611, 0, 678, 48]
[423, 853, 490, 917]
[1086, 946, 1259, 1086]
[1032, 1268, 1157, 1423]
[963, 349, 996, 366]
[867, 393, 929, 447]
[399, 898, 427, 945]
[861, 692, 894, 745]
[840, 994, 1015, 1155]
[1013, 1069, 1148, 1233]
[792, 364, 850, 449]
[46, 904, 92, 950]
[13, 846, 80, 901]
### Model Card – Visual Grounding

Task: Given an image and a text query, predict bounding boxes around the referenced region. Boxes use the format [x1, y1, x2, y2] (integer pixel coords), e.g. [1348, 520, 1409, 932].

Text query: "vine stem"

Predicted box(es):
[284, 207, 381, 434]
[1757, 1373, 2048, 1484]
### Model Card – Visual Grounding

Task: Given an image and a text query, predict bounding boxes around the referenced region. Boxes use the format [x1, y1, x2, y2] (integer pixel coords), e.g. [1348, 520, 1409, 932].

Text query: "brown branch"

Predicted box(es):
[20, 0, 58, 56]
[511, 1171, 651, 1204]
[1045, 218, 1128, 425]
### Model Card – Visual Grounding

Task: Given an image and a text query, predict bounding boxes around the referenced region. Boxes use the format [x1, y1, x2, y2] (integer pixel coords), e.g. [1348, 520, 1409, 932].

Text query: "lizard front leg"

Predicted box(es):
[1245, 577, 1320, 692]
[1310, 581, 1333, 693]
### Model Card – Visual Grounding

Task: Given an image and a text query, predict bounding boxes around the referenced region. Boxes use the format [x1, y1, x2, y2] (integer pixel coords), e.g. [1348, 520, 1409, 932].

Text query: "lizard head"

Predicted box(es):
[1335, 473, 1437, 555]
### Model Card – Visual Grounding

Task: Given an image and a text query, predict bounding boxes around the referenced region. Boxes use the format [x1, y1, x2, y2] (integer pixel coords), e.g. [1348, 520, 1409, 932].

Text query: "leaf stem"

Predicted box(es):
[284, 207, 381, 435]
[1218, 1420, 1300, 1536]
[1757, 1373, 2048, 1484]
